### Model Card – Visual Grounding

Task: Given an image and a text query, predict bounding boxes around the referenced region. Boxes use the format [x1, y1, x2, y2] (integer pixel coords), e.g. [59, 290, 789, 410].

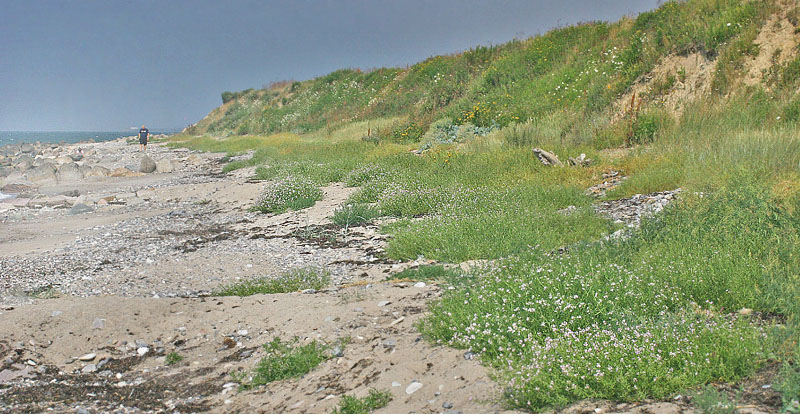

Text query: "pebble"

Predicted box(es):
[137, 347, 149, 356]
[405, 381, 423, 395]
[383, 339, 397, 349]
[413, 282, 426, 288]
[50, 310, 62, 317]
[377, 300, 391, 307]
[92, 318, 105, 329]
[443, 402, 454, 409]
[392, 381, 401, 387]
[81, 364, 97, 373]
[78, 353, 96, 361]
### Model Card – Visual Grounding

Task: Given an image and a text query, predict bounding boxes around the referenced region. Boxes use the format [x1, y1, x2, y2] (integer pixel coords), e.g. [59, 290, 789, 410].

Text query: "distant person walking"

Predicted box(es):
[139, 125, 150, 151]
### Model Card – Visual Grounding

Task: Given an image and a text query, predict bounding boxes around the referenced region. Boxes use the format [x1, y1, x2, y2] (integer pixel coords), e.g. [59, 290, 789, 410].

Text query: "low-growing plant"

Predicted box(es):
[253, 175, 323, 213]
[691, 385, 738, 414]
[165, 352, 184, 365]
[236, 337, 330, 389]
[332, 389, 393, 414]
[343, 165, 392, 187]
[388, 265, 461, 283]
[332, 204, 381, 228]
[777, 362, 800, 413]
[215, 267, 331, 296]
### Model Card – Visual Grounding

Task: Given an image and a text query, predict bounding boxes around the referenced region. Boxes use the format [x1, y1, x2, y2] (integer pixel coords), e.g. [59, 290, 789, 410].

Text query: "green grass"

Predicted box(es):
[331, 204, 381, 228]
[237, 338, 330, 389]
[332, 389, 393, 414]
[215, 268, 331, 296]
[165, 352, 184, 365]
[388, 265, 461, 283]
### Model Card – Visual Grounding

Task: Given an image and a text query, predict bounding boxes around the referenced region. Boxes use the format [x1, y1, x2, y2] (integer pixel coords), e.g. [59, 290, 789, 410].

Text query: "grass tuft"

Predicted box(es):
[237, 338, 330, 389]
[331, 204, 381, 228]
[215, 268, 331, 296]
[332, 389, 393, 414]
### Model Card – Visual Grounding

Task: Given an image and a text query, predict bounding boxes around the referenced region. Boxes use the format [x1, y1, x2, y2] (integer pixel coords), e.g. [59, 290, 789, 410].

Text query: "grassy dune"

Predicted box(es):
[171, 0, 800, 410]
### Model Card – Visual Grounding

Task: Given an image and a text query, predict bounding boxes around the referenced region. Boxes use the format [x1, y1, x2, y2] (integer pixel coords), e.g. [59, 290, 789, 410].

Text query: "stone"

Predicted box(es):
[92, 318, 105, 329]
[567, 153, 593, 167]
[383, 339, 397, 349]
[443, 402, 454, 409]
[156, 159, 174, 173]
[68, 153, 84, 162]
[391, 381, 401, 387]
[137, 347, 149, 356]
[413, 282, 426, 288]
[378, 300, 391, 307]
[533, 148, 563, 167]
[187, 154, 203, 166]
[19, 143, 34, 153]
[139, 155, 157, 173]
[78, 353, 96, 362]
[405, 381, 423, 395]
[85, 166, 111, 179]
[81, 364, 97, 373]
[25, 165, 57, 184]
[110, 167, 143, 178]
[56, 163, 84, 182]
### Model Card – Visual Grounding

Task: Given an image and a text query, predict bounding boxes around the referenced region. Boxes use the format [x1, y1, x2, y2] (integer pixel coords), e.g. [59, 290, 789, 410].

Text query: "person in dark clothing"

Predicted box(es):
[139, 125, 150, 151]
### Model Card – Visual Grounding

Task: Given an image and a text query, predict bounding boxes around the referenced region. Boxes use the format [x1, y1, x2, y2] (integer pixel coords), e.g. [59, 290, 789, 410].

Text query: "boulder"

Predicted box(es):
[79, 164, 93, 177]
[567, 153, 593, 167]
[56, 163, 84, 182]
[19, 143, 35, 153]
[25, 165, 58, 184]
[85, 166, 111, 179]
[155, 159, 174, 173]
[69, 203, 95, 215]
[4, 171, 29, 185]
[139, 155, 157, 173]
[54, 156, 74, 164]
[68, 153, 84, 162]
[187, 154, 203, 166]
[110, 167, 144, 178]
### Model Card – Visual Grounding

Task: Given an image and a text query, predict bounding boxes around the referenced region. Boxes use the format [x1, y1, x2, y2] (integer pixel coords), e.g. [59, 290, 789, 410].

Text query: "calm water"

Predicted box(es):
[0, 130, 173, 147]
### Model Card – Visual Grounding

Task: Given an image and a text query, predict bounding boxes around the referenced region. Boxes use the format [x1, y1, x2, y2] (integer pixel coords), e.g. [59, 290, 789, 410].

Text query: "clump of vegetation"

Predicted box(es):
[777, 361, 800, 413]
[332, 389, 393, 414]
[215, 267, 330, 296]
[343, 165, 392, 187]
[236, 338, 330, 389]
[165, 352, 184, 365]
[253, 175, 323, 213]
[331, 204, 381, 228]
[388, 265, 461, 283]
[691, 385, 739, 414]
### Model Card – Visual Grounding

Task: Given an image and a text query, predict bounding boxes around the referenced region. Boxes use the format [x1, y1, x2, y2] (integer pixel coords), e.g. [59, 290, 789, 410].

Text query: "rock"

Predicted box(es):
[383, 339, 397, 349]
[110, 167, 143, 178]
[413, 282, 426, 288]
[1, 183, 36, 194]
[78, 353, 97, 362]
[24, 165, 57, 184]
[443, 402, 454, 409]
[139, 155, 156, 173]
[187, 154, 203, 166]
[463, 351, 475, 360]
[81, 364, 97, 373]
[137, 347, 149, 356]
[378, 300, 391, 307]
[51, 310, 63, 317]
[85, 166, 110, 179]
[19, 143, 34, 153]
[68, 153, 84, 162]
[405, 381, 423, 395]
[392, 381, 401, 387]
[533, 148, 563, 167]
[156, 159, 174, 173]
[54, 156, 74, 164]
[92, 318, 105, 329]
[56, 163, 84, 182]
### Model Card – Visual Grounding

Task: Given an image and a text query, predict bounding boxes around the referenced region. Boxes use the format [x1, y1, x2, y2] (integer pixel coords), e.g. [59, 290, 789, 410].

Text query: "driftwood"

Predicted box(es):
[533, 148, 563, 167]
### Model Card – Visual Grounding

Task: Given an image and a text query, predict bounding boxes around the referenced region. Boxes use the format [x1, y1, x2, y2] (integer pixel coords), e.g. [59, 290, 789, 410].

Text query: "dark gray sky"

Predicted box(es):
[1, 0, 658, 131]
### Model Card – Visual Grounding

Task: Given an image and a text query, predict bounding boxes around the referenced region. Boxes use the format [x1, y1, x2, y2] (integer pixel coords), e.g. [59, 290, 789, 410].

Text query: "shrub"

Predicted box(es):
[331, 204, 381, 228]
[253, 176, 323, 213]
[237, 338, 330, 389]
[215, 267, 331, 296]
[332, 389, 393, 414]
[632, 109, 673, 145]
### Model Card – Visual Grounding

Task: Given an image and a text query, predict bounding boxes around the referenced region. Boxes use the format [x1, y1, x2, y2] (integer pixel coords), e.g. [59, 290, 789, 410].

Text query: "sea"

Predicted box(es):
[0, 130, 173, 147]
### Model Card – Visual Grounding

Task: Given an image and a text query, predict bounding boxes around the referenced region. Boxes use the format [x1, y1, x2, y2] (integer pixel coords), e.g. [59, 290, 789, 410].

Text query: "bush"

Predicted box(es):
[253, 176, 323, 213]
[632, 109, 673, 145]
[215, 267, 331, 296]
